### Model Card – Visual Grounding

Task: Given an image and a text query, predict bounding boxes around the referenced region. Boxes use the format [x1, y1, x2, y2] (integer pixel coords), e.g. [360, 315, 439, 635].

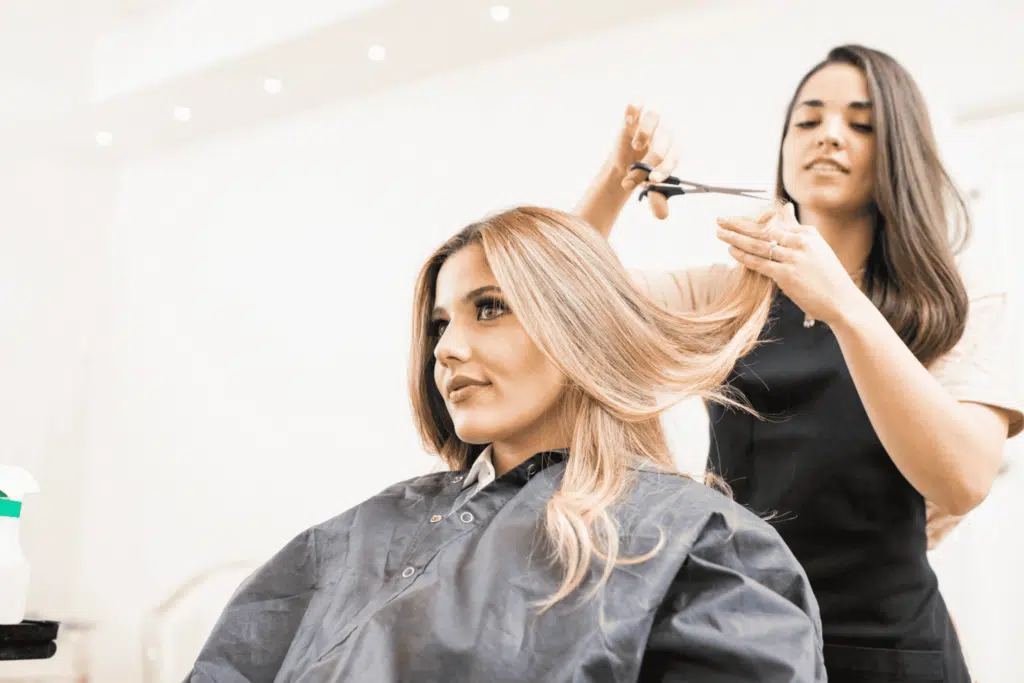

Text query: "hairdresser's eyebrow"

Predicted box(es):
[797, 98, 873, 110]
[431, 285, 502, 319]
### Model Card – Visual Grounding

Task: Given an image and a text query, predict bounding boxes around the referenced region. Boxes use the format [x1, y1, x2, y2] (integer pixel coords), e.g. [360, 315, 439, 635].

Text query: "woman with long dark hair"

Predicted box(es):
[578, 44, 1022, 681]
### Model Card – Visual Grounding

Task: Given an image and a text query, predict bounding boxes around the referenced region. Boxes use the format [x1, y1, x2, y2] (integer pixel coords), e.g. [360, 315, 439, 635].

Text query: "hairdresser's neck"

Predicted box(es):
[800, 204, 874, 278]
[491, 429, 571, 477]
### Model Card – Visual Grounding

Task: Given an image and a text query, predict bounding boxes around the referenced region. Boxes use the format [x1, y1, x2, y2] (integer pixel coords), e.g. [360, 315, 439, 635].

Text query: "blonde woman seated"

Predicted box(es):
[187, 207, 825, 682]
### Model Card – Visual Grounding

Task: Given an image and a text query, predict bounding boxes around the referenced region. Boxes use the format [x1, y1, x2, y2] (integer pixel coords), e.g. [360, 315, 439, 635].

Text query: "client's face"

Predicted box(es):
[431, 243, 566, 450]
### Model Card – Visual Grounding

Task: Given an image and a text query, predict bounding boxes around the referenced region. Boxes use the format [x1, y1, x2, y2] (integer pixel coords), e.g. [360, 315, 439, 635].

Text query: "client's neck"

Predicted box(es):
[491, 433, 571, 477]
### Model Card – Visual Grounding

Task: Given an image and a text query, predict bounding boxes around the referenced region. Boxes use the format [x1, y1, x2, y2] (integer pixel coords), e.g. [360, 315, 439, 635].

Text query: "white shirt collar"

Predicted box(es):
[462, 445, 496, 491]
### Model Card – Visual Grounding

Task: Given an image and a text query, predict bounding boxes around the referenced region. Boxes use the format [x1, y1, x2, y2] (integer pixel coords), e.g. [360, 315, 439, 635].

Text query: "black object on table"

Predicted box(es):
[0, 620, 59, 661]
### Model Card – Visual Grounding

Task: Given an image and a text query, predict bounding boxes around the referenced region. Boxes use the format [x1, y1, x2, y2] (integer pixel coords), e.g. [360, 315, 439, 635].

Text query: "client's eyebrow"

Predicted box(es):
[431, 285, 502, 319]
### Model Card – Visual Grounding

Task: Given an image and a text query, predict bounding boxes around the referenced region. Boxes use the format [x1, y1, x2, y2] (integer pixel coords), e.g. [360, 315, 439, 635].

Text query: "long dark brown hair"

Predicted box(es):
[776, 44, 970, 366]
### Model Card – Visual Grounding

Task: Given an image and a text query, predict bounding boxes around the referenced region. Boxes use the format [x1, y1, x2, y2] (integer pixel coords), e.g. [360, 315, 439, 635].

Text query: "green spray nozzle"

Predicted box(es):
[0, 466, 38, 519]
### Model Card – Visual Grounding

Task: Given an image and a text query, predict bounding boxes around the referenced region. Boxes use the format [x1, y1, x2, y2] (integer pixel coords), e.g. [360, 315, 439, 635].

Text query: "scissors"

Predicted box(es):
[630, 162, 770, 202]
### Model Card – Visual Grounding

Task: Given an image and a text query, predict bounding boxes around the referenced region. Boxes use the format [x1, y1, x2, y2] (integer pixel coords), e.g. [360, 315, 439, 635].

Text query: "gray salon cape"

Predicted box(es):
[187, 450, 826, 682]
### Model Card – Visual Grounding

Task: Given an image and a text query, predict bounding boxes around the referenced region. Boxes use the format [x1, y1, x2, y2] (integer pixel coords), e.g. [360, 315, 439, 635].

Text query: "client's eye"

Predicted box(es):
[430, 319, 449, 338]
[477, 297, 508, 321]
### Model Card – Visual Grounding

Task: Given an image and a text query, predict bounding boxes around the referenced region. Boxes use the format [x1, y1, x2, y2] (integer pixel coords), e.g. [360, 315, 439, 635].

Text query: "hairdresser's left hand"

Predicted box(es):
[715, 203, 865, 326]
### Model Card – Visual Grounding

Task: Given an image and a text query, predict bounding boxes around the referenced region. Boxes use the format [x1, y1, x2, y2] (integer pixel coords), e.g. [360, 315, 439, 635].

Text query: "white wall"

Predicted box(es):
[0, 157, 116, 616]
[927, 112, 1024, 679]
[10, 0, 1016, 680]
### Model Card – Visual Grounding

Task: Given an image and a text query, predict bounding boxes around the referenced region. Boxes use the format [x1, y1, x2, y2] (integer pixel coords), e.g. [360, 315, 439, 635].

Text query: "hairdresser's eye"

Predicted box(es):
[794, 120, 818, 129]
[477, 297, 508, 322]
[430, 319, 449, 338]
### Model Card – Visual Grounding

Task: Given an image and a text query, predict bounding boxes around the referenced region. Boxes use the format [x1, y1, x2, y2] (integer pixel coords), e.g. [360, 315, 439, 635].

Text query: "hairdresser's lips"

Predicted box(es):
[805, 157, 849, 176]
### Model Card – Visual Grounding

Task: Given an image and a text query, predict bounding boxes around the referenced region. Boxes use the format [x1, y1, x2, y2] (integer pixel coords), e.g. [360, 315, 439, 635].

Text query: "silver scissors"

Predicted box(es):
[630, 162, 771, 202]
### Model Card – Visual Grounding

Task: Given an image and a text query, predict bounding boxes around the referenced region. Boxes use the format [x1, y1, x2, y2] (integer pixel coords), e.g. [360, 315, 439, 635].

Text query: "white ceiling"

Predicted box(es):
[0, 0, 175, 25]
[0, 0, 178, 153]
[0, 0, 690, 163]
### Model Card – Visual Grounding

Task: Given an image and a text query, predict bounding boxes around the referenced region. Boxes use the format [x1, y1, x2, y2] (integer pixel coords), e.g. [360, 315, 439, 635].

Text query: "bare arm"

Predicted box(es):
[574, 162, 634, 239]
[831, 294, 1012, 516]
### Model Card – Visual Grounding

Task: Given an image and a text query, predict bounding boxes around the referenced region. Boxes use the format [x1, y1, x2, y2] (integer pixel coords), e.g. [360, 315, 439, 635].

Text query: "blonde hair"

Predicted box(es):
[409, 207, 774, 610]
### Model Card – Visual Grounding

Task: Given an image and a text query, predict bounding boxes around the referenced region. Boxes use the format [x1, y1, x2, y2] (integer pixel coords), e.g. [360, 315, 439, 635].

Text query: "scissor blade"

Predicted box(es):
[724, 190, 772, 200]
[699, 184, 769, 195]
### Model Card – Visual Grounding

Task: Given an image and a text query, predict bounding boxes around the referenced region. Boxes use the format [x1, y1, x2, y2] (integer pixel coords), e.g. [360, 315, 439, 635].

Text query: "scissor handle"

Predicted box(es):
[630, 162, 685, 202]
[630, 162, 681, 185]
[639, 184, 686, 201]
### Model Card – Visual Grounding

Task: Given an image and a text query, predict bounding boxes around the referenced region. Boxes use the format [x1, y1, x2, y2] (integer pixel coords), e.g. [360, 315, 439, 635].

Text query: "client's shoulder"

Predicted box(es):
[301, 471, 454, 565]
[315, 471, 453, 526]
[629, 467, 738, 515]
[627, 469, 793, 558]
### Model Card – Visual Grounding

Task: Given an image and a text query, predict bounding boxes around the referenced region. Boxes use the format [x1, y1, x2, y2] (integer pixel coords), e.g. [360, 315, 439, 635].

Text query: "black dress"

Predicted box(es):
[707, 291, 971, 682]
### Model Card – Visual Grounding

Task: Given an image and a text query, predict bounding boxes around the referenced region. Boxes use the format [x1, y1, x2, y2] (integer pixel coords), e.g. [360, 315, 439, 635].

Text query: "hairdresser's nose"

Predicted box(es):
[817, 115, 845, 150]
[433, 321, 471, 366]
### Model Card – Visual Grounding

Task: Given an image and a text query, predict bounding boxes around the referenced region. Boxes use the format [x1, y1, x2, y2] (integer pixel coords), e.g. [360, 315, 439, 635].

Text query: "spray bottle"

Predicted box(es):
[0, 465, 40, 625]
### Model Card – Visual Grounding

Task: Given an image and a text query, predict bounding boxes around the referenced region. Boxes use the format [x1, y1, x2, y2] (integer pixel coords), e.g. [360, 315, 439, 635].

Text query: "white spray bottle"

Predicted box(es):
[0, 464, 40, 625]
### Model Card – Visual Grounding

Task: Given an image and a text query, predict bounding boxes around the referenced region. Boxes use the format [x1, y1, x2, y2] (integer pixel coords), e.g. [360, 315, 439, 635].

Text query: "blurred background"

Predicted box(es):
[1, 0, 1021, 680]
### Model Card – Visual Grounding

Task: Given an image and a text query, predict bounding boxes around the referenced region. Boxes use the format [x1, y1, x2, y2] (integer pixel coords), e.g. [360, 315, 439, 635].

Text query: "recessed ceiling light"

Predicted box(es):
[95, 132, 113, 147]
[368, 45, 387, 62]
[490, 5, 510, 21]
[173, 106, 192, 122]
[264, 78, 283, 94]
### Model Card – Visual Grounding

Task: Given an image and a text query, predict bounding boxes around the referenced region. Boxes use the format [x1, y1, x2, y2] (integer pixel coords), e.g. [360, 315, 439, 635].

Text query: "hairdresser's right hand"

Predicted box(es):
[609, 103, 681, 220]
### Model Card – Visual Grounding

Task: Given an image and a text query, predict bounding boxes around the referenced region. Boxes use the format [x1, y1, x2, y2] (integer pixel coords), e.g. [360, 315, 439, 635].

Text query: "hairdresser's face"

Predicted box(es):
[432, 244, 566, 450]
[782, 63, 876, 216]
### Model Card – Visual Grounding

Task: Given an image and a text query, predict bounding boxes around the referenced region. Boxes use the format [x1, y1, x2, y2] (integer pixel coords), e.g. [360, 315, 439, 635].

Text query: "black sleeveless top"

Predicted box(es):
[707, 291, 970, 683]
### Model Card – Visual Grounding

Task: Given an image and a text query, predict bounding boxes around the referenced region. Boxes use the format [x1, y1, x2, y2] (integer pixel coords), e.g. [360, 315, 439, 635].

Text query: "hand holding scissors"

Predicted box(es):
[600, 104, 681, 220]
[630, 162, 771, 203]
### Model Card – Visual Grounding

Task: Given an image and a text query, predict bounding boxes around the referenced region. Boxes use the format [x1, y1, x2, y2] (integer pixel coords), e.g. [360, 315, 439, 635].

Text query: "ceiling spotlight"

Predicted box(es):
[95, 132, 113, 147]
[490, 5, 510, 21]
[368, 45, 387, 62]
[173, 106, 192, 122]
[264, 78, 283, 94]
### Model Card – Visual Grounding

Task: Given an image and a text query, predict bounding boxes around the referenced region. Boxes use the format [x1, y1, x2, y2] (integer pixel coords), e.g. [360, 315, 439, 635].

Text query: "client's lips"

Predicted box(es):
[445, 376, 490, 402]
